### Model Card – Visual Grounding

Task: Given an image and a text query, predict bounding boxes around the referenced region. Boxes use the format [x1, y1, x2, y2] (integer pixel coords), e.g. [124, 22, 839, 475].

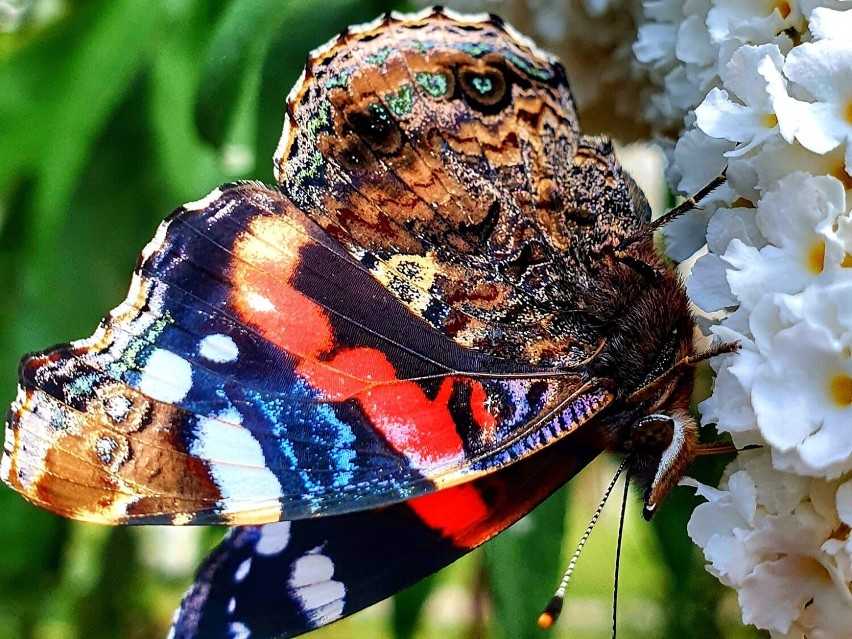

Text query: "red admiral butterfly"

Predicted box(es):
[1, 8, 729, 638]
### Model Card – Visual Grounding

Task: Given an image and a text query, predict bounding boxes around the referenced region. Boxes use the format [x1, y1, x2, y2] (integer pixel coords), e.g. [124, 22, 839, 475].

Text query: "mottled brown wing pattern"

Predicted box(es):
[275, 10, 649, 368]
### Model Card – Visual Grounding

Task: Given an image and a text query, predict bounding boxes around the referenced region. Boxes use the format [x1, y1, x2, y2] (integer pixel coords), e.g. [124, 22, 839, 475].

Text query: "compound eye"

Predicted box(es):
[631, 414, 674, 455]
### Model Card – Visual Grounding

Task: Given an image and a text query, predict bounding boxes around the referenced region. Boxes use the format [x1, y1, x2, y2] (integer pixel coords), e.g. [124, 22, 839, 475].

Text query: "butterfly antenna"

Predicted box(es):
[694, 441, 762, 456]
[612, 466, 631, 639]
[538, 458, 628, 630]
[645, 171, 727, 234]
[615, 171, 727, 254]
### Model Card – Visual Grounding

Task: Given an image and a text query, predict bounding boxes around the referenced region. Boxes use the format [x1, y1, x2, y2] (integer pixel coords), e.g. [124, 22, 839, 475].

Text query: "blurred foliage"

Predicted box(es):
[484, 484, 568, 639]
[0, 2, 765, 639]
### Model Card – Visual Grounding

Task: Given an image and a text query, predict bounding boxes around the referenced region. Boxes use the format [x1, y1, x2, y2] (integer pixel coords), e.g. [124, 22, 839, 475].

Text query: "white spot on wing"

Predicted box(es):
[104, 395, 132, 422]
[288, 549, 346, 627]
[347, 12, 388, 36]
[390, 6, 437, 22]
[138, 349, 193, 403]
[189, 409, 283, 513]
[294, 583, 346, 626]
[291, 553, 335, 587]
[95, 437, 118, 464]
[438, 6, 491, 24]
[246, 292, 275, 312]
[11, 384, 26, 412]
[234, 558, 252, 583]
[172, 513, 192, 526]
[0, 386, 27, 481]
[0, 443, 10, 481]
[255, 521, 291, 556]
[199, 334, 239, 363]
[228, 621, 251, 639]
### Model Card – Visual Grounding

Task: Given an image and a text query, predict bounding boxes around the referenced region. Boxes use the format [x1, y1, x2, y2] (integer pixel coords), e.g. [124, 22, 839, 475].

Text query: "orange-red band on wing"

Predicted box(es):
[230, 214, 499, 470]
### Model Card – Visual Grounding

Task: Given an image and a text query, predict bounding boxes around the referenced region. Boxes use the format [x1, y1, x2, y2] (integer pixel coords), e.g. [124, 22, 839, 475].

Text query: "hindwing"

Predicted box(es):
[171, 434, 600, 638]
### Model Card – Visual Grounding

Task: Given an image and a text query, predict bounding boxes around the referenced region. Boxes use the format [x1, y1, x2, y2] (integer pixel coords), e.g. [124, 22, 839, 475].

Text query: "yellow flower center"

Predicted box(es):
[775, 1, 792, 19]
[829, 522, 851, 542]
[829, 374, 852, 407]
[846, 99, 852, 126]
[807, 241, 826, 274]
[830, 163, 852, 191]
[763, 113, 779, 129]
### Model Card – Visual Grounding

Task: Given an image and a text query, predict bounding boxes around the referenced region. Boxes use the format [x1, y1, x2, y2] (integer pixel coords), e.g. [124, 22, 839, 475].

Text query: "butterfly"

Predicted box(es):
[1, 7, 728, 638]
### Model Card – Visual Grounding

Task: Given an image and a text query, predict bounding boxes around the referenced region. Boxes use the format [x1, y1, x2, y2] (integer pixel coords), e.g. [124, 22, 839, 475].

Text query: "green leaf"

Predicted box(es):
[0, 490, 63, 572]
[0, 7, 83, 195]
[483, 485, 570, 639]
[148, 0, 232, 201]
[193, 0, 303, 146]
[10, 0, 156, 243]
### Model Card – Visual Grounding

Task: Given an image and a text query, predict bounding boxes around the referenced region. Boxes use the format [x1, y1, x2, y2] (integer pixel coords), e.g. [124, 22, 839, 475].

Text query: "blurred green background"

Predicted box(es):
[0, 2, 765, 638]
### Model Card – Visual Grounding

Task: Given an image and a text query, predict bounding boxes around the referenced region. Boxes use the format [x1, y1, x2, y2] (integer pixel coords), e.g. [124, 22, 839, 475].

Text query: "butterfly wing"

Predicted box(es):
[2, 182, 610, 525]
[171, 433, 600, 638]
[278, 8, 648, 367]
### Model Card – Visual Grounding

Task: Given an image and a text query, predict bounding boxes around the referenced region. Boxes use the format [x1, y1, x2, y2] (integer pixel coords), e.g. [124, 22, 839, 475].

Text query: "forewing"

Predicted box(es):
[171, 434, 600, 638]
[2, 182, 610, 525]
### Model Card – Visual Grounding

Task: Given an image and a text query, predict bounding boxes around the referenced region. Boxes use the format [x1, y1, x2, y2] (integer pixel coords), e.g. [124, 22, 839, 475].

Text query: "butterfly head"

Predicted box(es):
[620, 316, 699, 520]
[627, 409, 698, 520]
[587, 261, 701, 519]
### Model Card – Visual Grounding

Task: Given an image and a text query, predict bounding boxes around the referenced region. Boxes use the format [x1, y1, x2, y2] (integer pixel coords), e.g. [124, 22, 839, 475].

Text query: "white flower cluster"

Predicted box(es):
[685, 454, 852, 638]
[633, 0, 810, 133]
[636, 2, 852, 636]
